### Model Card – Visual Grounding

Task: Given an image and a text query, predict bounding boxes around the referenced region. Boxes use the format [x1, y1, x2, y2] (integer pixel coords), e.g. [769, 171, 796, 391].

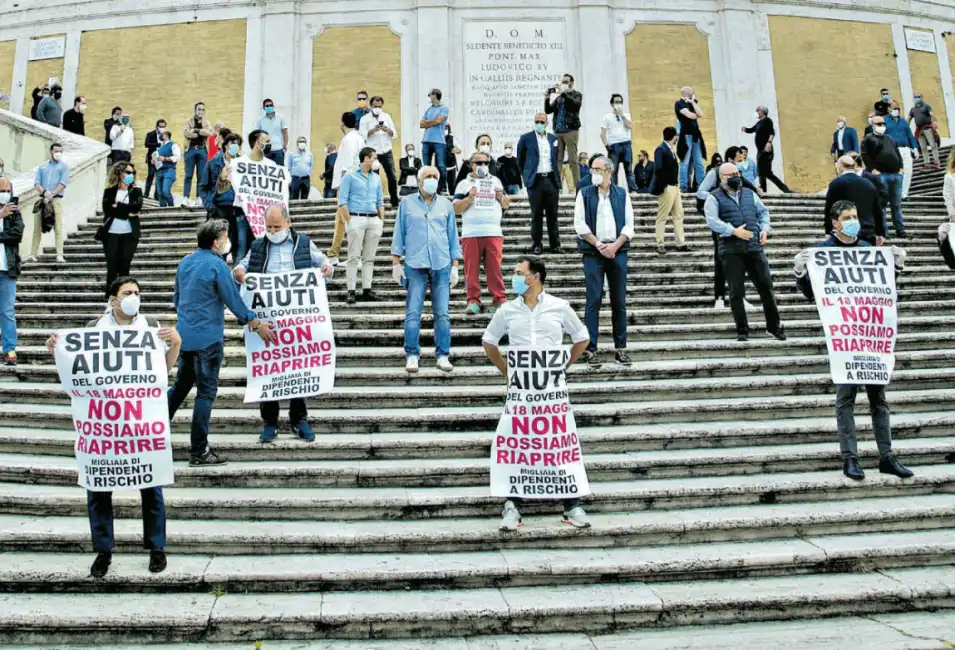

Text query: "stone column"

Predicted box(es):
[257, 0, 300, 148]
[577, 3, 614, 158]
[936, 31, 955, 146]
[416, 3, 451, 139]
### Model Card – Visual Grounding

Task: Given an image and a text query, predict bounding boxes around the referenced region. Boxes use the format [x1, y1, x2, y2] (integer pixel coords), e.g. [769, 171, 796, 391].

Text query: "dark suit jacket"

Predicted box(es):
[824, 173, 885, 237]
[144, 129, 162, 165]
[517, 131, 561, 190]
[831, 127, 860, 155]
[650, 142, 678, 195]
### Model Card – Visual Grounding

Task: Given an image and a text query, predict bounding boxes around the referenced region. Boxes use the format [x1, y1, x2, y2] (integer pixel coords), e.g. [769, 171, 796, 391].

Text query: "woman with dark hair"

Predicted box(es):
[706, 153, 723, 173]
[454, 133, 500, 187]
[101, 161, 143, 296]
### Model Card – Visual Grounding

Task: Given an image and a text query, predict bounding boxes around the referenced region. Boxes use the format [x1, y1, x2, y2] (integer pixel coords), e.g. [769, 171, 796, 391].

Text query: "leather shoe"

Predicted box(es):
[550, 247, 565, 254]
[526, 246, 544, 256]
[149, 549, 167, 573]
[843, 457, 865, 480]
[879, 453, 914, 478]
[90, 551, 111, 578]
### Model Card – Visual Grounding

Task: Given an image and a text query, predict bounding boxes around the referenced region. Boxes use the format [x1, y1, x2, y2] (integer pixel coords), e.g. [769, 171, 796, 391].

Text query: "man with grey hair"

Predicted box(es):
[742, 105, 791, 193]
[233, 203, 333, 443]
[168, 219, 276, 466]
[574, 155, 634, 365]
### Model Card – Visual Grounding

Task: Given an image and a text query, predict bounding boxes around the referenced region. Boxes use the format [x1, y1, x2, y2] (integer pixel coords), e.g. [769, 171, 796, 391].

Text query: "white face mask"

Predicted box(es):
[873, 125, 887, 135]
[406, 149, 415, 157]
[613, 103, 623, 110]
[52, 152, 62, 162]
[218, 238, 232, 256]
[119, 294, 140, 317]
[479, 144, 491, 154]
[891, 110, 900, 118]
[371, 107, 381, 116]
[372, 160, 381, 171]
[837, 121, 846, 129]
[560, 83, 569, 92]
[591, 173, 605, 186]
[80, 103, 87, 112]
[0, 192, 10, 204]
[266, 228, 289, 244]
[298, 142, 306, 151]
[504, 148, 513, 157]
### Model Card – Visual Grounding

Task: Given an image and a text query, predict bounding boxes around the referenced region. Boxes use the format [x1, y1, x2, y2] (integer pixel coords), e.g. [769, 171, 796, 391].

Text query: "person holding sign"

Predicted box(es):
[46, 276, 181, 578]
[338, 146, 385, 305]
[169, 220, 276, 466]
[233, 203, 334, 443]
[453, 150, 509, 316]
[793, 200, 913, 481]
[704, 162, 787, 343]
[392, 166, 462, 373]
[482, 256, 591, 531]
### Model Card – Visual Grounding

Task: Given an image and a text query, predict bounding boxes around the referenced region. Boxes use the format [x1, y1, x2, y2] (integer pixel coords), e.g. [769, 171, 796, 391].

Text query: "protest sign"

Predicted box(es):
[54, 328, 173, 492]
[807, 246, 898, 384]
[231, 156, 289, 238]
[490, 347, 590, 499]
[241, 268, 336, 403]
[474, 177, 498, 208]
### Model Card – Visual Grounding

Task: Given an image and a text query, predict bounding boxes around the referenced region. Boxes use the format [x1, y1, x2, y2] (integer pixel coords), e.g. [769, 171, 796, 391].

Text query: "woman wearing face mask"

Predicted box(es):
[399, 144, 422, 196]
[101, 162, 144, 297]
[153, 129, 181, 208]
[454, 134, 499, 188]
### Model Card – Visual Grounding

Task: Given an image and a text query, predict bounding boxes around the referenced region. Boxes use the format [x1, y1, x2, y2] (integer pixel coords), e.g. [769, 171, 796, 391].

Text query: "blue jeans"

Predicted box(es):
[679, 135, 705, 191]
[506, 184, 521, 195]
[607, 142, 638, 192]
[404, 265, 451, 358]
[167, 340, 224, 456]
[236, 213, 250, 262]
[880, 172, 905, 234]
[0, 271, 16, 354]
[183, 147, 207, 199]
[583, 252, 628, 352]
[290, 175, 311, 200]
[421, 142, 447, 193]
[87, 488, 166, 552]
[266, 149, 285, 166]
[156, 170, 175, 207]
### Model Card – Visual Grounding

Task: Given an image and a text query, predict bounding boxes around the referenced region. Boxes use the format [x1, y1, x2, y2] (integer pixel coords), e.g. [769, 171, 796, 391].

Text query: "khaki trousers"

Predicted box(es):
[345, 216, 383, 291]
[32, 197, 64, 256]
[917, 128, 941, 167]
[556, 130, 580, 188]
[655, 185, 685, 245]
[328, 208, 347, 258]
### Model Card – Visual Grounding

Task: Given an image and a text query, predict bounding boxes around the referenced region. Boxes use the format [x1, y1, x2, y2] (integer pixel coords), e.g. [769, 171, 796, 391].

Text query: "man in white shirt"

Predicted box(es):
[329, 111, 366, 265]
[573, 155, 634, 366]
[109, 112, 135, 165]
[359, 96, 400, 208]
[600, 93, 638, 192]
[482, 255, 591, 531]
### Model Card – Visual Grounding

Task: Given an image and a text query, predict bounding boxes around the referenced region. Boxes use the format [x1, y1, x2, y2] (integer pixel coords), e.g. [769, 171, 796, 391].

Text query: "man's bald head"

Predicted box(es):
[718, 162, 740, 179]
[0, 177, 11, 193]
[265, 202, 290, 234]
[838, 155, 857, 173]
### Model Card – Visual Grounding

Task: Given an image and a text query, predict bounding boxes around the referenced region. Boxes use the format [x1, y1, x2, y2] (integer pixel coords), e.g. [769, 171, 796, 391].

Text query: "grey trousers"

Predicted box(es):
[835, 384, 892, 460]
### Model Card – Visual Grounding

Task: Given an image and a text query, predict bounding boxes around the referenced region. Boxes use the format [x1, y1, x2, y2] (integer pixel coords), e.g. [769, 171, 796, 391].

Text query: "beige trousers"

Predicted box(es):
[655, 186, 685, 245]
[345, 216, 383, 291]
[32, 197, 64, 256]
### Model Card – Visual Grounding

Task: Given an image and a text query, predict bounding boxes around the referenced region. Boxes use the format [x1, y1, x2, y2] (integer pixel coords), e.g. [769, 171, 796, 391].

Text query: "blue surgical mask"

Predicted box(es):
[228, 143, 240, 157]
[122, 174, 134, 186]
[535, 123, 547, 134]
[881, 94, 890, 102]
[265, 106, 275, 115]
[726, 176, 742, 191]
[915, 97, 923, 105]
[422, 178, 439, 195]
[511, 273, 529, 296]
[840, 219, 861, 238]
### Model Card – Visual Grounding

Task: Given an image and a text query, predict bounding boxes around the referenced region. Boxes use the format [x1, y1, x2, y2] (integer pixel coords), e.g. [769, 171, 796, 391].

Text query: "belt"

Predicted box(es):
[351, 212, 377, 217]
[536, 172, 552, 177]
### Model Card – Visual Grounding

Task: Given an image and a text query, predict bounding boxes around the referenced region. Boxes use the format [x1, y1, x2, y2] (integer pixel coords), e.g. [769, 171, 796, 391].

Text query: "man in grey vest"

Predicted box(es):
[233, 203, 334, 443]
[704, 162, 787, 342]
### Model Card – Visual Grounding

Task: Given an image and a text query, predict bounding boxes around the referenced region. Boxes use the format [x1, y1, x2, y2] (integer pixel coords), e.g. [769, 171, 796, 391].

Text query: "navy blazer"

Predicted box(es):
[517, 131, 561, 190]
[831, 127, 860, 155]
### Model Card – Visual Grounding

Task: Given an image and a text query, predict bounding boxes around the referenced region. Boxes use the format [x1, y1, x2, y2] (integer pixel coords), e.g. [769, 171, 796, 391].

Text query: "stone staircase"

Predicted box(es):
[1, 183, 954, 648]
[907, 144, 950, 198]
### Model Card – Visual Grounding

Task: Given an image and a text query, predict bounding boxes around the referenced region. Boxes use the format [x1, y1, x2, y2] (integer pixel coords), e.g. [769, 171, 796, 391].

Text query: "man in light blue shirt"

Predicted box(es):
[253, 98, 288, 166]
[28, 142, 69, 263]
[287, 136, 314, 200]
[339, 147, 385, 304]
[392, 165, 462, 374]
[420, 88, 450, 194]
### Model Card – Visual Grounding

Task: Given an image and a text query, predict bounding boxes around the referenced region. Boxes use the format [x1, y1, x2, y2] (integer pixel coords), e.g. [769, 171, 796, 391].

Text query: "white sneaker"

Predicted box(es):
[55, 255, 66, 263]
[436, 356, 454, 372]
[327, 257, 341, 267]
[405, 356, 419, 374]
[22, 255, 37, 263]
[500, 500, 523, 532]
[562, 505, 592, 529]
[713, 298, 725, 309]
[743, 299, 755, 310]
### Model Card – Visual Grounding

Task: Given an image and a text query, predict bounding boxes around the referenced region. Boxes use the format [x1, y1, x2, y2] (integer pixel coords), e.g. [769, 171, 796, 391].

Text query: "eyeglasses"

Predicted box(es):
[534, 121, 547, 125]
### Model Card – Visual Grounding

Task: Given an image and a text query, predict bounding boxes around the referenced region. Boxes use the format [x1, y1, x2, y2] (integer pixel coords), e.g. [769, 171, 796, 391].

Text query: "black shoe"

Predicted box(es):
[189, 448, 228, 466]
[346, 291, 357, 305]
[737, 333, 749, 342]
[656, 244, 666, 255]
[676, 245, 690, 252]
[879, 453, 914, 478]
[579, 351, 600, 365]
[360, 289, 379, 302]
[526, 246, 544, 256]
[895, 231, 908, 239]
[149, 549, 167, 574]
[767, 327, 787, 341]
[90, 552, 112, 578]
[615, 350, 632, 365]
[843, 457, 865, 481]
[550, 247, 565, 254]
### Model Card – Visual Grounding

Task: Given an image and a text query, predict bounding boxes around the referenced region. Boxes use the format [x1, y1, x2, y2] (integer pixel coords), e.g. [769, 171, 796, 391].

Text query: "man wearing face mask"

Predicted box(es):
[109, 112, 135, 166]
[574, 156, 634, 366]
[824, 156, 885, 246]
[203, 131, 246, 257]
[182, 102, 213, 208]
[254, 98, 288, 165]
[830, 117, 859, 162]
[517, 112, 563, 255]
[651, 127, 686, 255]
[359, 96, 400, 208]
[455, 134, 500, 188]
[329, 112, 366, 266]
[601, 93, 638, 193]
[392, 166, 462, 374]
[544, 74, 582, 189]
[496, 143, 523, 196]
[351, 90, 370, 126]
[794, 201, 912, 481]
[862, 116, 907, 238]
[339, 147, 385, 304]
[144, 119, 166, 201]
[169, 220, 275, 467]
[705, 162, 786, 342]
[62, 96, 86, 136]
[633, 150, 654, 194]
[287, 136, 314, 200]
[454, 151, 509, 315]
[36, 84, 63, 128]
[27, 143, 69, 264]
[420, 89, 450, 195]
[153, 129, 181, 209]
[233, 204, 333, 443]
[482, 256, 591, 531]
[399, 144, 423, 195]
[877, 88, 892, 108]
[322, 143, 338, 199]
[884, 101, 918, 200]
[741, 105, 791, 194]
[46, 275, 181, 578]
[909, 92, 941, 169]
[0, 178, 23, 367]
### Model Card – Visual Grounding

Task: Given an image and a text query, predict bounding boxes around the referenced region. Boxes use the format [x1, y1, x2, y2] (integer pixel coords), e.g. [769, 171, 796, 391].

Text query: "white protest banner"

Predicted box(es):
[231, 156, 289, 239]
[807, 246, 898, 385]
[241, 268, 336, 403]
[474, 177, 498, 208]
[53, 328, 173, 492]
[490, 347, 590, 499]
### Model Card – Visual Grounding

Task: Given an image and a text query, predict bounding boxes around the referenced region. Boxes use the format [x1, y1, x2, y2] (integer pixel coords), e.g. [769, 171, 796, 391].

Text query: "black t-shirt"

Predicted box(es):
[674, 99, 700, 137]
[749, 118, 775, 151]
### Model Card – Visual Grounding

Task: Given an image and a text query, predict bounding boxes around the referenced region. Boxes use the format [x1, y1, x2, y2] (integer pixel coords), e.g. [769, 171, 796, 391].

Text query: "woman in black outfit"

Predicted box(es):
[101, 161, 143, 296]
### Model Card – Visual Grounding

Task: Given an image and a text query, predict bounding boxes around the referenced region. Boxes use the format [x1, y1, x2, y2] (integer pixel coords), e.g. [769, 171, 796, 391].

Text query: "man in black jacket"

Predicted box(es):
[824, 156, 884, 245]
[62, 97, 86, 136]
[861, 115, 906, 237]
[544, 73, 582, 189]
[0, 177, 23, 367]
[651, 126, 686, 255]
[496, 143, 522, 195]
[634, 149, 654, 193]
[323, 143, 337, 198]
[741, 105, 791, 193]
[143, 119, 166, 201]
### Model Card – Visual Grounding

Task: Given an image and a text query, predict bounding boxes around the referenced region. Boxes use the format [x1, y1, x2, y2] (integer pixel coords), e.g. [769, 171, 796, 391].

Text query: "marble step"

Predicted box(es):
[1, 566, 953, 643]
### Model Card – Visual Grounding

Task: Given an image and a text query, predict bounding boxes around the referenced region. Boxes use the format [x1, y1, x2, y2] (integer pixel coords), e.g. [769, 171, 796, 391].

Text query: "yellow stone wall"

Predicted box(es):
[311, 25, 401, 199]
[76, 19, 246, 196]
[24, 35, 65, 117]
[769, 16, 900, 192]
[907, 31, 949, 139]
[624, 24, 716, 159]
[0, 40, 15, 110]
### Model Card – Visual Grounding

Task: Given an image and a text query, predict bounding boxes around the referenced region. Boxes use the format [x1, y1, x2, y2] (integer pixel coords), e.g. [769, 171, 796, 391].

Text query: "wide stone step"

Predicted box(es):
[1, 566, 952, 643]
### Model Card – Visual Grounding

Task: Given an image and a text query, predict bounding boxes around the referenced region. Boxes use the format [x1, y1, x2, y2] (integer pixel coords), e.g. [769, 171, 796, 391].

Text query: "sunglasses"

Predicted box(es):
[473, 161, 489, 167]
[534, 121, 547, 125]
